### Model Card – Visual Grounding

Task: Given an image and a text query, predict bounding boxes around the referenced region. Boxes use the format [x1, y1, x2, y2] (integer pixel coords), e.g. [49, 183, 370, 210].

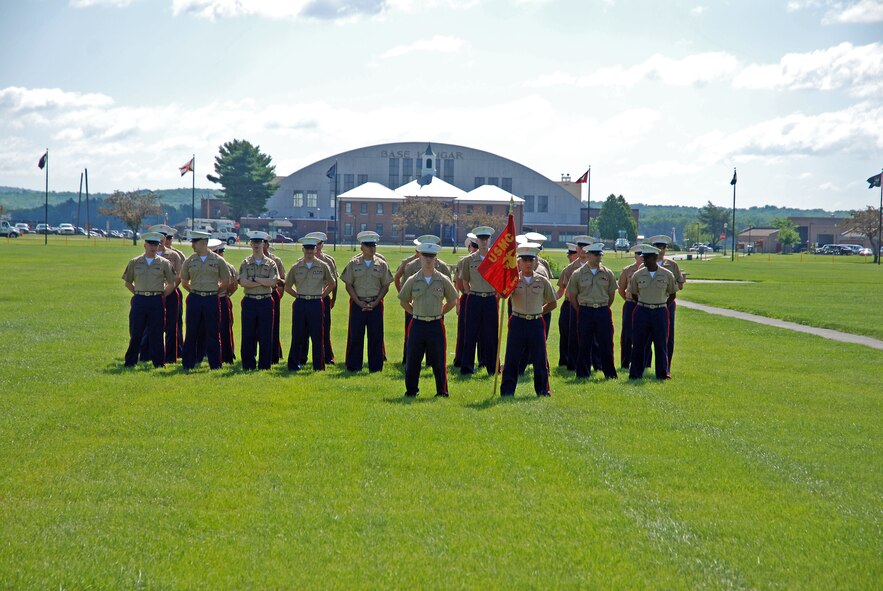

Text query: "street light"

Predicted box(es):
[452, 213, 458, 253]
[723, 223, 728, 256]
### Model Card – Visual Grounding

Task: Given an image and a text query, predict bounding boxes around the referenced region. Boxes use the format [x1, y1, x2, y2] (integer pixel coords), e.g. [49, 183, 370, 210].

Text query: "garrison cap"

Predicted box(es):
[583, 243, 605, 254]
[357, 230, 381, 243]
[414, 234, 441, 246]
[472, 226, 494, 238]
[524, 231, 547, 244]
[305, 231, 327, 242]
[517, 244, 540, 258]
[142, 231, 164, 243]
[148, 224, 176, 236]
[248, 231, 271, 241]
[573, 235, 592, 246]
[189, 230, 211, 241]
[207, 238, 224, 251]
[417, 242, 442, 255]
[565, 242, 578, 254]
[648, 235, 672, 247]
[638, 244, 660, 255]
[299, 236, 319, 247]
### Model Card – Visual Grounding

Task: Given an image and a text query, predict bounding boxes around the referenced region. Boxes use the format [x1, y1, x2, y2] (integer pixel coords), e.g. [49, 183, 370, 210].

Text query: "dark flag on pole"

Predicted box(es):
[179, 157, 194, 176]
[730, 169, 737, 185]
[326, 162, 337, 179]
[575, 169, 589, 183]
[38, 152, 48, 170]
[868, 172, 882, 189]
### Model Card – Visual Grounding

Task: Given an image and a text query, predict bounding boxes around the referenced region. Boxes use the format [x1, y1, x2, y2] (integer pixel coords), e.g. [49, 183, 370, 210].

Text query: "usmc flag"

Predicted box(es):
[478, 213, 519, 297]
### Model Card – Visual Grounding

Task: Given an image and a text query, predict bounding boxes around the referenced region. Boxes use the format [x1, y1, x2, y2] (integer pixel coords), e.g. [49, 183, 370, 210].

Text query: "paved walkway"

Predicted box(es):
[678, 299, 883, 351]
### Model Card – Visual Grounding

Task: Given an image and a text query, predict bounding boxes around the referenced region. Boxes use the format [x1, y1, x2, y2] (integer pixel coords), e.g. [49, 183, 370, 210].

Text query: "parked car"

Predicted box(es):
[690, 244, 713, 253]
[15, 223, 31, 234]
[858, 247, 873, 256]
[0, 220, 21, 238]
[57, 223, 75, 235]
[35, 223, 54, 234]
[272, 234, 295, 243]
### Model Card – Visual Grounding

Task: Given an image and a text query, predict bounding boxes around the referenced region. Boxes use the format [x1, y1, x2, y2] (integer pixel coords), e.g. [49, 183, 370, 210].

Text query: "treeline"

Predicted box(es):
[7, 196, 193, 230]
[0, 186, 219, 210]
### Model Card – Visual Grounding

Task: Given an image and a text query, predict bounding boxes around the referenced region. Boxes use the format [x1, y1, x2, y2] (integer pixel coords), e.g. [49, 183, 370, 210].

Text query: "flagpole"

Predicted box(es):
[878, 168, 882, 266]
[492, 196, 517, 397]
[76, 172, 83, 232]
[84, 168, 91, 238]
[44, 149, 48, 246]
[585, 165, 592, 237]
[191, 154, 196, 232]
[731, 167, 736, 262]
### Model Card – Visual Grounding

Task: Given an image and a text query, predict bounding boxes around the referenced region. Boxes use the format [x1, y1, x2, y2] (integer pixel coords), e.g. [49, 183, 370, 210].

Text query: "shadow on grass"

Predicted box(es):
[466, 395, 540, 410]
[383, 395, 442, 405]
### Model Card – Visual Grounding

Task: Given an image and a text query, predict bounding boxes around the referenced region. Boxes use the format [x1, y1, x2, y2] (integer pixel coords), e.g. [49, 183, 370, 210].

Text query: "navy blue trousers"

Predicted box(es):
[405, 318, 448, 396]
[629, 305, 670, 379]
[271, 289, 283, 363]
[288, 298, 325, 370]
[501, 316, 550, 396]
[138, 289, 180, 363]
[558, 300, 572, 366]
[577, 306, 617, 378]
[126, 294, 165, 367]
[299, 295, 335, 365]
[183, 293, 221, 370]
[567, 302, 579, 370]
[195, 296, 234, 364]
[460, 295, 498, 375]
[346, 299, 385, 372]
[241, 297, 273, 370]
[620, 300, 636, 368]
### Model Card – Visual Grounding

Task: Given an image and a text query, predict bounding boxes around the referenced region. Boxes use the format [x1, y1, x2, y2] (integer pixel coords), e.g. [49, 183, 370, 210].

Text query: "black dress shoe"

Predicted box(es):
[435, 392, 449, 398]
[404, 391, 418, 397]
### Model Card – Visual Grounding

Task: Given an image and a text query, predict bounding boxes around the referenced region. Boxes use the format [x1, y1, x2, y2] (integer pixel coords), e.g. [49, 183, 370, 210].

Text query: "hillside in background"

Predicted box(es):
[0, 186, 220, 209]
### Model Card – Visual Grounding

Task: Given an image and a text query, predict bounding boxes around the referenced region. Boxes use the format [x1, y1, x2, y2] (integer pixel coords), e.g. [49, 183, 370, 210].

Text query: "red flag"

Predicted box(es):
[478, 213, 519, 297]
[179, 157, 194, 176]
[575, 169, 589, 183]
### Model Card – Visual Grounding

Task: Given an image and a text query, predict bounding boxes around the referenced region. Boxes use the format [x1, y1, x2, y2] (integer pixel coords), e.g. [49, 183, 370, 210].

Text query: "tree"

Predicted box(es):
[100, 190, 163, 244]
[393, 197, 453, 237]
[697, 201, 730, 250]
[206, 139, 277, 220]
[773, 217, 800, 253]
[683, 222, 710, 247]
[846, 206, 881, 263]
[596, 194, 637, 242]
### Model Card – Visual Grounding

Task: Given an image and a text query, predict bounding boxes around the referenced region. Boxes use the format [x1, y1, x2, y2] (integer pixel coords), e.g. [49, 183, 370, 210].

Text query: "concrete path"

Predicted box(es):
[677, 299, 883, 351]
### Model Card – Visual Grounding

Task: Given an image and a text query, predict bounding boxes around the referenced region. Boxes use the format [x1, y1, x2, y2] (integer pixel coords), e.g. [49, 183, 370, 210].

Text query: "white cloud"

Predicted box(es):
[690, 5, 706, 15]
[825, 0, 883, 22]
[70, 0, 133, 6]
[632, 160, 703, 178]
[379, 35, 468, 59]
[167, 0, 480, 21]
[0, 87, 114, 111]
[734, 42, 883, 97]
[524, 52, 740, 88]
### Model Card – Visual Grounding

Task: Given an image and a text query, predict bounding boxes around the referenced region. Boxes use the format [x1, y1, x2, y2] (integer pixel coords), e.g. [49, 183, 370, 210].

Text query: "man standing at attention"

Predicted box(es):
[566, 243, 617, 380]
[297, 231, 339, 367]
[285, 236, 335, 371]
[121, 231, 177, 368]
[340, 231, 393, 373]
[239, 232, 278, 371]
[617, 245, 644, 370]
[647, 235, 685, 370]
[398, 242, 458, 398]
[453, 233, 480, 368]
[556, 235, 592, 371]
[458, 226, 499, 376]
[263, 240, 287, 365]
[180, 231, 231, 371]
[628, 245, 677, 380]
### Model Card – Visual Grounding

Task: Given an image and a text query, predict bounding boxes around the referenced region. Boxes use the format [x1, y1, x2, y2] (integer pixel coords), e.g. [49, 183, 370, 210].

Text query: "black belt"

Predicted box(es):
[413, 315, 443, 321]
[298, 295, 323, 300]
[469, 291, 496, 297]
[637, 302, 666, 309]
[360, 296, 379, 302]
[512, 312, 543, 320]
[245, 294, 272, 300]
[135, 291, 163, 296]
[580, 303, 608, 309]
[192, 290, 218, 297]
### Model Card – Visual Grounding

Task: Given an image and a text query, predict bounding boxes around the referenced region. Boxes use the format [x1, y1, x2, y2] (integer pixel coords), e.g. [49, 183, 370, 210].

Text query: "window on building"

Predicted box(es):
[501, 178, 512, 192]
[474, 177, 485, 188]
[360, 203, 368, 214]
[391, 224, 399, 237]
[486, 205, 493, 215]
[293, 190, 304, 208]
[402, 158, 413, 184]
[538, 195, 548, 212]
[329, 196, 335, 209]
[306, 191, 318, 208]
[376, 203, 384, 214]
[344, 223, 352, 236]
[344, 202, 352, 214]
[443, 159, 454, 184]
[388, 158, 400, 189]
[358, 174, 368, 185]
[524, 195, 534, 212]
[375, 223, 383, 236]
[343, 174, 355, 192]
[466, 205, 473, 214]
[391, 203, 399, 215]
[488, 177, 499, 187]
[360, 223, 368, 232]
[416, 159, 423, 176]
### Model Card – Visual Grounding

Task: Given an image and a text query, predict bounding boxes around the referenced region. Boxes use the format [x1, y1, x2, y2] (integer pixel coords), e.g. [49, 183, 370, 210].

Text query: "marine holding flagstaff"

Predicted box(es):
[500, 244, 557, 397]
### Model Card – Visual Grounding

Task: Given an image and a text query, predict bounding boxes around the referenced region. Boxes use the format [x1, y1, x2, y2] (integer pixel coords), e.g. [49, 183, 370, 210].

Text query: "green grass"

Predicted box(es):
[0, 240, 881, 589]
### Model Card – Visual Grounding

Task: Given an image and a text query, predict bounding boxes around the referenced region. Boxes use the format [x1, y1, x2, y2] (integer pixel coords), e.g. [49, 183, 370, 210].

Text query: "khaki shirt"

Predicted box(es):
[395, 254, 419, 278]
[285, 259, 334, 297]
[239, 256, 278, 296]
[340, 254, 393, 298]
[511, 274, 555, 315]
[399, 270, 458, 317]
[156, 248, 183, 275]
[618, 261, 643, 298]
[122, 254, 176, 292]
[267, 252, 286, 283]
[316, 252, 338, 280]
[403, 257, 453, 282]
[557, 259, 584, 289]
[534, 262, 550, 279]
[567, 264, 616, 306]
[661, 257, 685, 290]
[181, 251, 231, 293]
[458, 251, 496, 294]
[537, 256, 552, 279]
[628, 266, 677, 305]
[218, 259, 238, 297]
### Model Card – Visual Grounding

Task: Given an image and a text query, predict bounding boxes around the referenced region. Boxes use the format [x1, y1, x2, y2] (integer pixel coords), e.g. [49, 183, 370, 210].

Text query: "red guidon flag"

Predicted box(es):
[179, 157, 194, 176]
[478, 213, 519, 297]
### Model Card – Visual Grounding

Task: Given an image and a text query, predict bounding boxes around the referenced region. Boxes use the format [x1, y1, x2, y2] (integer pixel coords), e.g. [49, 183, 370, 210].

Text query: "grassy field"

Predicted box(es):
[0, 238, 881, 589]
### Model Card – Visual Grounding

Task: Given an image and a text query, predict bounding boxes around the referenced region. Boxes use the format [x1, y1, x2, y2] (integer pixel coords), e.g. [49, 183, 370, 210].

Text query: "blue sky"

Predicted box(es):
[1, 0, 881, 210]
